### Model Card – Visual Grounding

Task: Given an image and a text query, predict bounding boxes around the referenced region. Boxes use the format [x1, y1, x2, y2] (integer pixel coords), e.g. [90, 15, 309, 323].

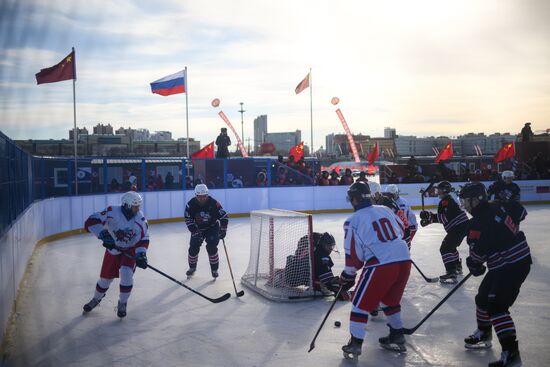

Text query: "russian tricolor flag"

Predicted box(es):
[150, 70, 185, 96]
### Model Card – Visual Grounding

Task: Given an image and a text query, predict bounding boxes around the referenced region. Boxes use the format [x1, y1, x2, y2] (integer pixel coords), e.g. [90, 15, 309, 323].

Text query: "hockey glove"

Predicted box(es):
[420, 218, 431, 227]
[419, 211, 432, 220]
[99, 230, 115, 250]
[219, 227, 227, 240]
[466, 256, 486, 277]
[135, 252, 148, 269]
[338, 271, 356, 292]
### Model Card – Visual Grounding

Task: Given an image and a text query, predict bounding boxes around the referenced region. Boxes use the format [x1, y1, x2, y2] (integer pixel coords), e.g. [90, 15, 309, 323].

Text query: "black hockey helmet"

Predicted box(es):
[347, 181, 371, 203]
[459, 182, 487, 202]
[318, 232, 336, 253]
[436, 181, 453, 194]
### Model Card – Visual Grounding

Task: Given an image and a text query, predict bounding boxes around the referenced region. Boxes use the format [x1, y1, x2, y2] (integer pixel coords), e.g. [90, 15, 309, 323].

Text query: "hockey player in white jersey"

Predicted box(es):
[386, 184, 418, 248]
[339, 182, 412, 360]
[82, 191, 150, 318]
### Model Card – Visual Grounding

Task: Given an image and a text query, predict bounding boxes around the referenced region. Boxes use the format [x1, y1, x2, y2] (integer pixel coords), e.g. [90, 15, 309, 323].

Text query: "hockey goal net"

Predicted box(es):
[241, 209, 315, 301]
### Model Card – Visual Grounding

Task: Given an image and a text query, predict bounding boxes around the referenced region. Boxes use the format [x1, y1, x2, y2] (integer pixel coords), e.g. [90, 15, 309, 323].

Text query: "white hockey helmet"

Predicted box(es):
[367, 181, 381, 196]
[501, 170, 514, 180]
[386, 184, 399, 198]
[121, 191, 142, 208]
[194, 183, 209, 196]
[129, 175, 137, 184]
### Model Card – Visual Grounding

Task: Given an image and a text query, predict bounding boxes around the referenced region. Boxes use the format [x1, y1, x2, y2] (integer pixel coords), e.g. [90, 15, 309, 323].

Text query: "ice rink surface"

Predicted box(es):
[3, 206, 550, 367]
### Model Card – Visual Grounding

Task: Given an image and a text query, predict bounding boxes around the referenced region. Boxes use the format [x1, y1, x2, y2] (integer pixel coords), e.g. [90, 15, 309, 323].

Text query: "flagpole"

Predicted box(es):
[72, 46, 78, 195]
[185, 66, 190, 179]
[309, 67, 313, 157]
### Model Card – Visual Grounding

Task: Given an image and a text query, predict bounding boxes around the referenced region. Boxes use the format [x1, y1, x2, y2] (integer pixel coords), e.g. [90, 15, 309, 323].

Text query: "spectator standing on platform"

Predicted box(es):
[520, 122, 534, 142]
[215, 127, 231, 158]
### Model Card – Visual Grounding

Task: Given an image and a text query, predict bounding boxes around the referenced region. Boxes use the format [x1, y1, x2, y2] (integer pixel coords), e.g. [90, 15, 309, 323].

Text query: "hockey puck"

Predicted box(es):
[334, 321, 341, 327]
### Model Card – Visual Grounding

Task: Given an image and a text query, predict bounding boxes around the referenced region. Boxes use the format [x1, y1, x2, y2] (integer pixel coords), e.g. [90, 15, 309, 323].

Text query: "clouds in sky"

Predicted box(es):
[1, 0, 549, 149]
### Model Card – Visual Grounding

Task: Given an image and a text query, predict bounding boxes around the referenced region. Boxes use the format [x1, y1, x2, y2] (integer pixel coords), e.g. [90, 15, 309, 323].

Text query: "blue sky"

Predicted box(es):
[1, 0, 549, 152]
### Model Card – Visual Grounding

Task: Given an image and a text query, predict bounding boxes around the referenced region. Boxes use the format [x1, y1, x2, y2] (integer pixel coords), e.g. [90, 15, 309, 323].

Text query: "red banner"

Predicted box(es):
[335, 109, 360, 163]
[191, 141, 214, 159]
[493, 142, 515, 163]
[367, 142, 379, 165]
[435, 142, 453, 163]
[218, 111, 248, 157]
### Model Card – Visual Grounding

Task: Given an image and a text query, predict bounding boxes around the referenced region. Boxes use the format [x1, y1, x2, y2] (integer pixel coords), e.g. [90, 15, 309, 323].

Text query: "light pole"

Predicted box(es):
[239, 102, 245, 155]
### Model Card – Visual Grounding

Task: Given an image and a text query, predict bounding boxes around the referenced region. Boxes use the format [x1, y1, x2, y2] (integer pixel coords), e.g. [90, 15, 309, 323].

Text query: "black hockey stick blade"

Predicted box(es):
[403, 273, 472, 335]
[236, 290, 245, 297]
[146, 263, 231, 304]
[411, 260, 439, 283]
[221, 239, 245, 298]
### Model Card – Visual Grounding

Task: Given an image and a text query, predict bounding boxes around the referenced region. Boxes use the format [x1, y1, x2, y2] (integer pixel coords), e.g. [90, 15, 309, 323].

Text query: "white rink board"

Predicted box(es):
[1, 180, 549, 346]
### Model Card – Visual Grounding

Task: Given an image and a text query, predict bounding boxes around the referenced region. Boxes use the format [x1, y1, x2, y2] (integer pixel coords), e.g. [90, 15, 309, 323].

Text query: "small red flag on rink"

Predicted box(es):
[192, 141, 215, 159]
[435, 142, 453, 163]
[289, 141, 305, 161]
[493, 142, 515, 163]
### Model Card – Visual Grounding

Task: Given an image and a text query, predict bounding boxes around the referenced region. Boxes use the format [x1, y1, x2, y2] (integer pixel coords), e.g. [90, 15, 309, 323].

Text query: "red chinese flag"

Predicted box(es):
[295, 73, 310, 94]
[36, 50, 76, 85]
[435, 142, 453, 163]
[366, 142, 379, 165]
[493, 142, 515, 163]
[191, 141, 215, 159]
[289, 141, 304, 161]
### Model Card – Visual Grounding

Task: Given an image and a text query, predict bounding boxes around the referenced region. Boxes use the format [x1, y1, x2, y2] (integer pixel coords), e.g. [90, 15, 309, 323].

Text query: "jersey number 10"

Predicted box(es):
[372, 218, 398, 242]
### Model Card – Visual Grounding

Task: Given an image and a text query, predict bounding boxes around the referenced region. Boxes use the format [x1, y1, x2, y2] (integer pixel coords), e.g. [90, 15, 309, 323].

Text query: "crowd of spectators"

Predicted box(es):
[315, 168, 370, 186]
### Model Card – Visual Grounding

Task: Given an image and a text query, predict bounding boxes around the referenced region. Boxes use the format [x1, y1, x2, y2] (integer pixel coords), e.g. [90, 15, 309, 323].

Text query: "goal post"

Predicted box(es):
[241, 209, 316, 301]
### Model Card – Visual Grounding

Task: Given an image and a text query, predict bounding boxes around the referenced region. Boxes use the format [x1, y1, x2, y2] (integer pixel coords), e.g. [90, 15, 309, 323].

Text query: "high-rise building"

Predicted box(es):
[150, 131, 173, 141]
[93, 123, 114, 135]
[326, 133, 335, 155]
[384, 127, 396, 139]
[264, 130, 301, 155]
[69, 127, 88, 140]
[253, 115, 268, 153]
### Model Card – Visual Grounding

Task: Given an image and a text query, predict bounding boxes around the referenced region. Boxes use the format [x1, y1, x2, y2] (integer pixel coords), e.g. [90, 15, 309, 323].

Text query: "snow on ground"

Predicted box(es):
[3, 206, 550, 366]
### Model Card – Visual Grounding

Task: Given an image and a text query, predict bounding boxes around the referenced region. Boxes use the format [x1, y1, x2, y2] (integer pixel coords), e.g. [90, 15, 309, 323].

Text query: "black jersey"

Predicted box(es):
[467, 202, 531, 271]
[488, 180, 521, 202]
[286, 232, 335, 286]
[430, 194, 469, 232]
[185, 196, 228, 233]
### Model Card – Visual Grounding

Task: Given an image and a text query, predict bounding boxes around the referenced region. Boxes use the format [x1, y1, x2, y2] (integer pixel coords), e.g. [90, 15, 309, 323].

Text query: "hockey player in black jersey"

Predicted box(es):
[285, 232, 348, 299]
[488, 171, 527, 226]
[488, 171, 521, 202]
[420, 181, 469, 283]
[459, 182, 531, 367]
[184, 184, 228, 278]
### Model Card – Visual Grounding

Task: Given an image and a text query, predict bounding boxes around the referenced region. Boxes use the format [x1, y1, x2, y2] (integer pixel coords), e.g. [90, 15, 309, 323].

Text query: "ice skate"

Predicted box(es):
[186, 267, 196, 278]
[379, 324, 406, 352]
[488, 349, 522, 366]
[439, 271, 458, 284]
[455, 261, 463, 275]
[116, 301, 127, 318]
[82, 294, 105, 314]
[211, 270, 219, 279]
[464, 328, 492, 349]
[342, 336, 363, 361]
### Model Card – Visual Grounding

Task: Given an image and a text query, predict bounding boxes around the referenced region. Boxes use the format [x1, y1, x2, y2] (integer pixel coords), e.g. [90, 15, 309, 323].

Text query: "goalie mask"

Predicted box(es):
[318, 232, 336, 253]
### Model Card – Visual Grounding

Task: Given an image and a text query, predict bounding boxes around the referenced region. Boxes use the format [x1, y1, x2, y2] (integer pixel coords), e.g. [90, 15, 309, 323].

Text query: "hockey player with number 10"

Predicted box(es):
[82, 191, 150, 318]
[339, 182, 411, 360]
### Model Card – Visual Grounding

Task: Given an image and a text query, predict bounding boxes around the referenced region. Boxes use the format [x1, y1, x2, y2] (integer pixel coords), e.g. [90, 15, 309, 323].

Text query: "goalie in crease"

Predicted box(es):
[284, 232, 349, 300]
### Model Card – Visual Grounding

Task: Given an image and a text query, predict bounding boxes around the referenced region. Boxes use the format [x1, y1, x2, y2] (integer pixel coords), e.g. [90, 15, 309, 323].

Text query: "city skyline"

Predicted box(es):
[1, 0, 549, 150]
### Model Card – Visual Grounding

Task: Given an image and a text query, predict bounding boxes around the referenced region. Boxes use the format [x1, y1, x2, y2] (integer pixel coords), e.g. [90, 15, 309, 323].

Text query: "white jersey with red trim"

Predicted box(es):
[343, 205, 410, 276]
[395, 196, 417, 231]
[85, 206, 149, 253]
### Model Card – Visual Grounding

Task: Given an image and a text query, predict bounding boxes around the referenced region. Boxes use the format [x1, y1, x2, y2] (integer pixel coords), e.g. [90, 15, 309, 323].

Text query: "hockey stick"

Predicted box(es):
[308, 286, 343, 353]
[420, 179, 437, 211]
[403, 273, 472, 335]
[221, 239, 245, 297]
[116, 247, 231, 304]
[411, 260, 439, 283]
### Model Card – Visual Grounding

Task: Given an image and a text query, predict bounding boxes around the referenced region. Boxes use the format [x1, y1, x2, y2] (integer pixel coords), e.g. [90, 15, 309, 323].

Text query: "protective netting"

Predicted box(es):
[241, 209, 314, 301]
